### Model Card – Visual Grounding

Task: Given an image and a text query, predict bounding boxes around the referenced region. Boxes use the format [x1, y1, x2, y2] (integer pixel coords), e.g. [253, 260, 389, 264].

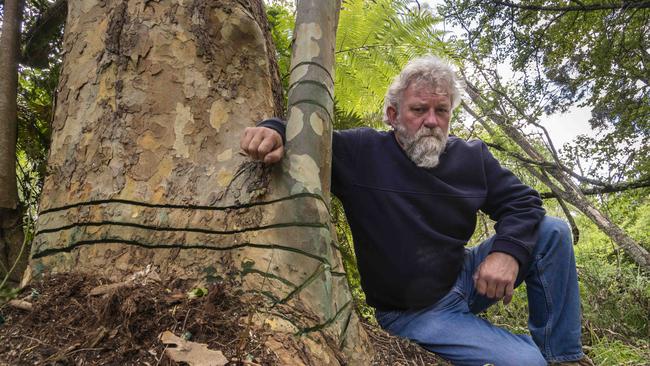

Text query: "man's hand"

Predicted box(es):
[240, 127, 284, 164]
[473, 252, 519, 305]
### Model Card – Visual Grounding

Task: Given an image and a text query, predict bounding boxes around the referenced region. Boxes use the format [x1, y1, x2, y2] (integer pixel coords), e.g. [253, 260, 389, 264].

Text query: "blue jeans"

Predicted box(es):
[375, 217, 584, 365]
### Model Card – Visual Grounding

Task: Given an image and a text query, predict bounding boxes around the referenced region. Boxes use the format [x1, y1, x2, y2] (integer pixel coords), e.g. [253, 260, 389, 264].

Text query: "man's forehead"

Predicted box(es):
[410, 80, 449, 93]
[407, 84, 451, 103]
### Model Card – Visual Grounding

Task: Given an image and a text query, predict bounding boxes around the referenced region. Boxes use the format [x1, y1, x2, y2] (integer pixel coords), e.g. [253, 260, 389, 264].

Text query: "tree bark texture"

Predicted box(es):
[0, 0, 27, 284]
[0, 0, 21, 209]
[29, 0, 370, 363]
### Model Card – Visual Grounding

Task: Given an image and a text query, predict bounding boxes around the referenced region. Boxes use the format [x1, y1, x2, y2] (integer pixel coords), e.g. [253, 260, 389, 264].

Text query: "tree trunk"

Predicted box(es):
[0, 0, 27, 285]
[28, 0, 371, 363]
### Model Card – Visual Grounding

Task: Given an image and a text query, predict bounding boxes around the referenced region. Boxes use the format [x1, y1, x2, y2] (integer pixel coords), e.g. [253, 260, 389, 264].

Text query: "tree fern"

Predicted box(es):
[336, 0, 456, 116]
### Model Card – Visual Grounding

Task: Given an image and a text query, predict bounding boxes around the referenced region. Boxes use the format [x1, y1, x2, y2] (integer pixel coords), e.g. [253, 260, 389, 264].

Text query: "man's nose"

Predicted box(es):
[422, 110, 438, 128]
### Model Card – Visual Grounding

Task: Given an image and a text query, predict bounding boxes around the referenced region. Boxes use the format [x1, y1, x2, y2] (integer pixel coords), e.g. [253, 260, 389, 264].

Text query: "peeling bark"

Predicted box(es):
[30, 0, 370, 363]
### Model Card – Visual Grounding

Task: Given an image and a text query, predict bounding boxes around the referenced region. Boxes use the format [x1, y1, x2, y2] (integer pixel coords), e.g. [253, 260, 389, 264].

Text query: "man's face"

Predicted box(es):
[387, 83, 452, 168]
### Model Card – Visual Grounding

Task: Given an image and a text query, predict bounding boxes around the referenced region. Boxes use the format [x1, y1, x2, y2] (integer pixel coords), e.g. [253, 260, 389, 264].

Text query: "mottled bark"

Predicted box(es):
[30, 0, 369, 362]
[0, 0, 27, 284]
[270, 0, 372, 362]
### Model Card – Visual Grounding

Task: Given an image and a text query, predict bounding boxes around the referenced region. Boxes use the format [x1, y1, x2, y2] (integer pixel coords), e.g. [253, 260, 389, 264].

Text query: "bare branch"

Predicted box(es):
[491, 0, 650, 12]
[554, 186, 580, 244]
[540, 179, 650, 199]
[462, 81, 650, 269]
[483, 141, 615, 187]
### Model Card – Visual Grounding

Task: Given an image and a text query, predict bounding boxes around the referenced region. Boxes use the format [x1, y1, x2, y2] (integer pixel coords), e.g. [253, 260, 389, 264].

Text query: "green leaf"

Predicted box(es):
[187, 287, 208, 299]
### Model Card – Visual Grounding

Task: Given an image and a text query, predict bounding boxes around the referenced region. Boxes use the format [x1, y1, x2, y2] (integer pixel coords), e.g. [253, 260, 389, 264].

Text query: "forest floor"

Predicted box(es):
[0, 273, 448, 365]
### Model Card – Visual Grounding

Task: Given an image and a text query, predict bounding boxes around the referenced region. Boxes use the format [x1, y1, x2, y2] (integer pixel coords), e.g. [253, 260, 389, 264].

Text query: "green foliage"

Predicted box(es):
[20, 0, 66, 68]
[580, 258, 650, 341]
[16, 66, 56, 225]
[268, 0, 458, 118]
[442, 0, 649, 185]
[266, 3, 294, 93]
[443, 1, 649, 130]
[588, 338, 649, 366]
[0, 286, 21, 304]
[483, 285, 529, 334]
[187, 287, 209, 299]
[574, 215, 650, 342]
[335, 0, 456, 115]
[331, 197, 375, 322]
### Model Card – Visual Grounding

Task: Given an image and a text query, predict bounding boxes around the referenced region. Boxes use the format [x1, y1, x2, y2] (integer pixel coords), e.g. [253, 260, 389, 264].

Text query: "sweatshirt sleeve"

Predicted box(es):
[256, 119, 360, 200]
[479, 142, 546, 266]
[331, 129, 361, 199]
[257, 118, 287, 144]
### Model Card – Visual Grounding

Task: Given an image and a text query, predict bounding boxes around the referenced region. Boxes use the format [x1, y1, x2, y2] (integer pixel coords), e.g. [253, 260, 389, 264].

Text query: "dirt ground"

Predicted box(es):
[0, 273, 448, 365]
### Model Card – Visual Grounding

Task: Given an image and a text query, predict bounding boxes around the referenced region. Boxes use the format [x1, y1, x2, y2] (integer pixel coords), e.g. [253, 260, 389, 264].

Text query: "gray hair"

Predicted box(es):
[383, 55, 464, 125]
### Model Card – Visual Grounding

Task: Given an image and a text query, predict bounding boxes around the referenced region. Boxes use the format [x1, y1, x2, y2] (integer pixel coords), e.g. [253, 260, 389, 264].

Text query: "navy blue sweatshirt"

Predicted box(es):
[260, 120, 545, 311]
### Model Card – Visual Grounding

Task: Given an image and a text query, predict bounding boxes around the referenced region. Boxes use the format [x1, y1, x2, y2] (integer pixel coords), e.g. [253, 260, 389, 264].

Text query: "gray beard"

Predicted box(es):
[394, 124, 448, 168]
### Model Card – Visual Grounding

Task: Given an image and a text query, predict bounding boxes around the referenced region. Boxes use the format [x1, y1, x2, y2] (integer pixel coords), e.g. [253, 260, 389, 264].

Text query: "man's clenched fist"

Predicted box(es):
[240, 127, 284, 164]
[473, 252, 519, 305]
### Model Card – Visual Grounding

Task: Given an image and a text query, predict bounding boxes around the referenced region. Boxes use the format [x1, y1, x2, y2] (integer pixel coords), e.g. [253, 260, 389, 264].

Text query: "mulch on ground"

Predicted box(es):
[0, 273, 448, 365]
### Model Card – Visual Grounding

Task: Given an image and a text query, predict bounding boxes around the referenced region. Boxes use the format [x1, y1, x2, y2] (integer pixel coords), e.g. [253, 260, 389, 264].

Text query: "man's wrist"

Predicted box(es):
[489, 238, 530, 267]
[257, 118, 287, 145]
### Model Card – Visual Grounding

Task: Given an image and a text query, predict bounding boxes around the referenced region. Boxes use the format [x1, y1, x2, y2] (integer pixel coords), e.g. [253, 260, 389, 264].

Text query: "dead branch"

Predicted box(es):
[491, 0, 650, 12]
[539, 179, 650, 199]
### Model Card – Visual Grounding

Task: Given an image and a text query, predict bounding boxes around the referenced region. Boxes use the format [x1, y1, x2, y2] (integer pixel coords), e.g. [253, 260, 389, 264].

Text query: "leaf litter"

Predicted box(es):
[0, 272, 448, 365]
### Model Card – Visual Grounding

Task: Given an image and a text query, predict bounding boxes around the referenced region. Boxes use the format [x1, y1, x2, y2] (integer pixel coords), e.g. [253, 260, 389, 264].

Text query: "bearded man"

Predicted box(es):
[241, 56, 591, 366]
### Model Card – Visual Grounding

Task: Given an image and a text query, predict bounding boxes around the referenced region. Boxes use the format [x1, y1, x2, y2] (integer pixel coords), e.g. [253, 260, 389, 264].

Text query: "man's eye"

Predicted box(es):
[437, 108, 449, 113]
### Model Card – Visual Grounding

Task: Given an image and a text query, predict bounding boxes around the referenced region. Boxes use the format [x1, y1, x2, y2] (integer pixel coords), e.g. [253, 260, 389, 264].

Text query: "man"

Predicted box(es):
[241, 56, 590, 366]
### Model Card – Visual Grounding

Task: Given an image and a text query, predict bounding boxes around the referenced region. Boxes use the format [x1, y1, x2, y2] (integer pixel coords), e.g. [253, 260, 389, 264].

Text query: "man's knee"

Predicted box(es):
[537, 216, 573, 253]
[486, 346, 546, 366]
[446, 345, 546, 366]
[540, 216, 572, 240]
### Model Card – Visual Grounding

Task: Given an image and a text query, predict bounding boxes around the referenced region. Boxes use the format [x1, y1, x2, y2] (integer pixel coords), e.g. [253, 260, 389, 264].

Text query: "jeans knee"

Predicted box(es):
[490, 347, 546, 366]
[541, 216, 571, 240]
[515, 350, 547, 366]
[538, 216, 573, 251]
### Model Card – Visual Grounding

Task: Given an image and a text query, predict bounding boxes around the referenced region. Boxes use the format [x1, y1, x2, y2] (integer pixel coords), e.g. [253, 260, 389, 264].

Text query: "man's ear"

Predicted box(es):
[387, 106, 398, 127]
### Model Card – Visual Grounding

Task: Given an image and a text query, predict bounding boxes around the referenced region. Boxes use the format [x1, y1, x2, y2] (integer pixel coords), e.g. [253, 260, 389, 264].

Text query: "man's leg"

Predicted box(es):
[467, 216, 585, 363]
[526, 216, 584, 362]
[376, 287, 546, 366]
[376, 216, 584, 365]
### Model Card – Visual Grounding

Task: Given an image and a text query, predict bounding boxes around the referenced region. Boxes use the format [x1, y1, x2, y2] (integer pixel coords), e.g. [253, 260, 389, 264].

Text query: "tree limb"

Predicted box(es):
[483, 141, 622, 187]
[463, 84, 650, 269]
[540, 179, 650, 199]
[556, 194, 580, 244]
[491, 0, 650, 12]
[464, 98, 650, 193]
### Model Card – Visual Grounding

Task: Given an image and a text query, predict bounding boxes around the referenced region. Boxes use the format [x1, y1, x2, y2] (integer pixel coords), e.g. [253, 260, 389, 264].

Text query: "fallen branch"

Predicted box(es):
[89, 264, 161, 296]
[89, 281, 132, 296]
